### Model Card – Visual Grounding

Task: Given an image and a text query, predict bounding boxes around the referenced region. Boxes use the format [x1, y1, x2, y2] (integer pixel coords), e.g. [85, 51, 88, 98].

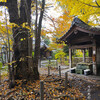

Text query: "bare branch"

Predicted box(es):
[78, 0, 100, 8]
[44, 12, 57, 31]
[95, 0, 100, 7]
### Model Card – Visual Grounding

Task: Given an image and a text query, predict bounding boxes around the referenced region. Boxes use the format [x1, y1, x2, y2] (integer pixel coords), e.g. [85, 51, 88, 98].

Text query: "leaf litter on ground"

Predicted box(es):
[0, 73, 86, 100]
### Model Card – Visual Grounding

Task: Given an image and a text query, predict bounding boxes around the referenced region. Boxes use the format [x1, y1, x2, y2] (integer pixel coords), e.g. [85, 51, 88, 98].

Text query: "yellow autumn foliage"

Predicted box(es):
[55, 50, 66, 59]
[48, 10, 72, 50]
[76, 50, 83, 57]
[49, 11, 73, 39]
[56, 0, 100, 26]
[0, 0, 7, 2]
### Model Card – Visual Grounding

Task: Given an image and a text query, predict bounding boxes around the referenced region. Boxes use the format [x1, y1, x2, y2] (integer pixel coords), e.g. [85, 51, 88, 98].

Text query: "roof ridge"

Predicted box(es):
[72, 17, 90, 27]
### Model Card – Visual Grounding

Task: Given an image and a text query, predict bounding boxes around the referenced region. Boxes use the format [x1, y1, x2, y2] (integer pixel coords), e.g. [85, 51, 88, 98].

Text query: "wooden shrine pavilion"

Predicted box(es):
[59, 17, 100, 76]
[33, 39, 52, 59]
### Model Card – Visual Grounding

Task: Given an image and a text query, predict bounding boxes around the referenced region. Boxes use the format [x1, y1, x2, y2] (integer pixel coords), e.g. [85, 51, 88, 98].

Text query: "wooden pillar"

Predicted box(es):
[89, 48, 92, 63]
[69, 48, 72, 68]
[59, 66, 61, 78]
[65, 72, 68, 88]
[83, 49, 85, 62]
[89, 48, 92, 57]
[40, 80, 44, 100]
[92, 41, 97, 75]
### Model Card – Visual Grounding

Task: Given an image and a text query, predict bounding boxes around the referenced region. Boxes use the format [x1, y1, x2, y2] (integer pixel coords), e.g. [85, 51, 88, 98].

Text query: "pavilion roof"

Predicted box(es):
[59, 17, 100, 41]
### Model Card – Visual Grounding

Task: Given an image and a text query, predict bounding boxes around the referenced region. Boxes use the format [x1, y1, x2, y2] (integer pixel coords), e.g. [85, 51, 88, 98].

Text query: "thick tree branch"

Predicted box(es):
[95, 0, 100, 7]
[24, 0, 31, 26]
[35, 0, 38, 37]
[34, 0, 45, 62]
[38, 0, 45, 31]
[78, 0, 100, 8]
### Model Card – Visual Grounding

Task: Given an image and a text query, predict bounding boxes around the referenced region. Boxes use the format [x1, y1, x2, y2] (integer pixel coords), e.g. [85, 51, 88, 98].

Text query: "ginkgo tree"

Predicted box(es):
[0, 24, 13, 63]
[56, 0, 100, 26]
[0, 0, 46, 88]
[47, 11, 73, 51]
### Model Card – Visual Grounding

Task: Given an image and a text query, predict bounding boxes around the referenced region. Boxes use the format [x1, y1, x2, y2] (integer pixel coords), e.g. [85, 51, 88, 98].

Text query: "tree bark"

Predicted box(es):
[12, 27, 36, 81]
[0, 0, 34, 82]
[34, 0, 45, 80]
[7, 0, 37, 81]
[0, 0, 45, 84]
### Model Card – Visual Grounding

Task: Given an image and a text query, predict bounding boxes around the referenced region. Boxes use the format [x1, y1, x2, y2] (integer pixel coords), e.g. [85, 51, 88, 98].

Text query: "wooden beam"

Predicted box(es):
[69, 36, 93, 45]
[69, 44, 93, 49]
[76, 27, 100, 35]
[60, 25, 76, 41]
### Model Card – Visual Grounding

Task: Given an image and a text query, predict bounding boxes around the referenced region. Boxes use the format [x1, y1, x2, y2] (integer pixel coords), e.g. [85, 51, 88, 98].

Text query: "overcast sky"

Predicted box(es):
[42, 0, 62, 30]
[0, 0, 62, 30]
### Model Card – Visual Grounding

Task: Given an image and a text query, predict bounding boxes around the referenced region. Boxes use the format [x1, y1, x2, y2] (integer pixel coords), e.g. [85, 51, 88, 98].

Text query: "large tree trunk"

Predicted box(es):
[12, 27, 35, 81]
[0, 0, 45, 84]
[8, 0, 36, 81]
[0, 0, 38, 82]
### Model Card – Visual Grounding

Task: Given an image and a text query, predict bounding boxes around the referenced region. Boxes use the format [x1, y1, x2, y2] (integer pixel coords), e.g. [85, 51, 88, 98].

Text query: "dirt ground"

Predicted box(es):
[68, 73, 100, 100]
[0, 67, 100, 100]
[39, 67, 100, 100]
